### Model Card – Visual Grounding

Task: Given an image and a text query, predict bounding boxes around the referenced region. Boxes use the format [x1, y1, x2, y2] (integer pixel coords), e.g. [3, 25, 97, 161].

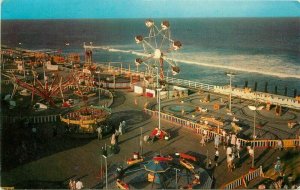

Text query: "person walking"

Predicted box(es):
[122, 120, 126, 134]
[222, 130, 227, 149]
[96, 126, 103, 140]
[231, 153, 236, 170]
[111, 133, 116, 146]
[214, 135, 220, 149]
[277, 140, 283, 151]
[75, 179, 84, 190]
[274, 157, 282, 176]
[248, 146, 254, 164]
[236, 139, 241, 158]
[71, 179, 76, 190]
[68, 179, 73, 190]
[227, 154, 233, 172]
[200, 135, 206, 146]
[115, 130, 120, 145]
[118, 122, 123, 135]
[214, 148, 219, 166]
[226, 146, 232, 158]
[231, 133, 237, 146]
[203, 130, 208, 142]
[227, 133, 231, 145]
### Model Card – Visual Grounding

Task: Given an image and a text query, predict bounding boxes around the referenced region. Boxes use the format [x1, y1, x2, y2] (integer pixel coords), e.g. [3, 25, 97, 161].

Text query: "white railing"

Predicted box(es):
[215, 86, 300, 110]
[221, 166, 264, 189]
[164, 76, 217, 91]
[144, 108, 300, 149]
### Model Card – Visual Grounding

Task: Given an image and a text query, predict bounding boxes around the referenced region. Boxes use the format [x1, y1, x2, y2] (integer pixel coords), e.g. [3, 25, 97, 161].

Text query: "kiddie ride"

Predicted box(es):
[127, 152, 144, 166]
[114, 152, 210, 189]
[60, 105, 111, 133]
[147, 127, 171, 143]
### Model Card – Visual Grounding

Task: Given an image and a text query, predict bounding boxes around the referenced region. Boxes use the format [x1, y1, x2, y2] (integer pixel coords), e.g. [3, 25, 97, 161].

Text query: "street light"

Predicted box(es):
[174, 168, 180, 189]
[155, 66, 160, 103]
[248, 104, 264, 169]
[102, 155, 108, 189]
[157, 88, 162, 130]
[226, 73, 235, 114]
[96, 68, 101, 104]
[248, 105, 264, 140]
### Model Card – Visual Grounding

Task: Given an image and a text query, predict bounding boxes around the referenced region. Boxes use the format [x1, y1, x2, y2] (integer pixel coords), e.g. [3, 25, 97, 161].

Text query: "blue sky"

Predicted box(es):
[1, 0, 300, 19]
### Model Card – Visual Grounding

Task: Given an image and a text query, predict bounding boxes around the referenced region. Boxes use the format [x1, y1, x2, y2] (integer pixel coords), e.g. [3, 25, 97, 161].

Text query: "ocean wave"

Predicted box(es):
[94, 46, 300, 79]
[174, 57, 300, 79]
[172, 52, 300, 79]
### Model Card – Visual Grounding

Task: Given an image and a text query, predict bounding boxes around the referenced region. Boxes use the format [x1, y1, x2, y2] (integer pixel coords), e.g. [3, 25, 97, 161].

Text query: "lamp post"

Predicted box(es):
[248, 104, 264, 168]
[96, 68, 101, 104]
[156, 67, 159, 103]
[174, 168, 180, 189]
[23, 60, 26, 79]
[157, 88, 162, 130]
[181, 100, 184, 115]
[102, 155, 108, 189]
[226, 73, 235, 114]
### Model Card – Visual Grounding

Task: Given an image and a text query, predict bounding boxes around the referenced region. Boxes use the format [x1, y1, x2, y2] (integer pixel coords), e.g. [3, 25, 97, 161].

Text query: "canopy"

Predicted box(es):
[144, 160, 170, 173]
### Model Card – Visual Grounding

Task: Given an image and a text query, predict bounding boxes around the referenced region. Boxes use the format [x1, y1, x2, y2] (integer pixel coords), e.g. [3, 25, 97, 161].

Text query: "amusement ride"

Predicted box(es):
[135, 19, 182, 87]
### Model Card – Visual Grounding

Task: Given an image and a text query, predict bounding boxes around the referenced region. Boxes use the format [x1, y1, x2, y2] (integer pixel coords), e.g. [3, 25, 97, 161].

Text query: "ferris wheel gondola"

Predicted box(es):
[135, 19, 182, 86]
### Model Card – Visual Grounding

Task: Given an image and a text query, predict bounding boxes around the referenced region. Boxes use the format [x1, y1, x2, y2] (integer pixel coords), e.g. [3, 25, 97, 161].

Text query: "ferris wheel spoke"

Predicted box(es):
[135, 19, 182, 82]
[163, 58, 176, 67]
[143, 41, 156, 52]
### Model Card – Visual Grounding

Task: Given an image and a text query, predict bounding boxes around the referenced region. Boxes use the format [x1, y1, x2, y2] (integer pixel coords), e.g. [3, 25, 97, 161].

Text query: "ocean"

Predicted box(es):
[1, 18, 300, 96]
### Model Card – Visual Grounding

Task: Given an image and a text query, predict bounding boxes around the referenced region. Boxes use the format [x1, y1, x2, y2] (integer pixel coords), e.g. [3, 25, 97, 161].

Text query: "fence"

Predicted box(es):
[1, 114, 59, 124]
[144, 108, 300, 149]
[164, 76, 216, 91]
[221, 166, 264, 189]
[144, 108, 222, 136]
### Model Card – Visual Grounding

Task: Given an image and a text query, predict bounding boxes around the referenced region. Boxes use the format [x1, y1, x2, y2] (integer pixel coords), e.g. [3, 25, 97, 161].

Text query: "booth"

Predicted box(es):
[134, 85, 143, 95]
[145, 88, 156, 98]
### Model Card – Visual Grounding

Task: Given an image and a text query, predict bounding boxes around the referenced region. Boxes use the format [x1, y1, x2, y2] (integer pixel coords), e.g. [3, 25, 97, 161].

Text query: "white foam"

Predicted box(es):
[173, 57, 300, 79]
[94, 46, 300, 79]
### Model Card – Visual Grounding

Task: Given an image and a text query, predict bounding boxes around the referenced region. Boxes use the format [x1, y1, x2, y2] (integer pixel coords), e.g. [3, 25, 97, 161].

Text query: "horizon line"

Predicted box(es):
[2, 16, 300, 21]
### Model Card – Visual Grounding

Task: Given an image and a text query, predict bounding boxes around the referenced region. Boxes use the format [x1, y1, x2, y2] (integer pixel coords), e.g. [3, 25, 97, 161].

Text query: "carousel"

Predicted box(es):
[60, 105, 111, 133]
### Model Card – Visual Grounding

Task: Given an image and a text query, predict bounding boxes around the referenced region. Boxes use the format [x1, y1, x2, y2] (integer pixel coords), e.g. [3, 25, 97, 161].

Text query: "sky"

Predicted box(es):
[1, 0, 300, 19]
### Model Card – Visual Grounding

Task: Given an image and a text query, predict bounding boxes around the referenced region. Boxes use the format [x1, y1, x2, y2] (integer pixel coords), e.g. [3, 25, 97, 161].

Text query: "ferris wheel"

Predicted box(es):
[135, 19, 182, 84]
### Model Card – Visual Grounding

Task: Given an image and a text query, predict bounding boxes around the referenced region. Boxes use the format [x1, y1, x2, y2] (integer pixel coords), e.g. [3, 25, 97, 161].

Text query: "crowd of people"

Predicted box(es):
[68, 179, 84, 190]
[200, 130, 244, 172]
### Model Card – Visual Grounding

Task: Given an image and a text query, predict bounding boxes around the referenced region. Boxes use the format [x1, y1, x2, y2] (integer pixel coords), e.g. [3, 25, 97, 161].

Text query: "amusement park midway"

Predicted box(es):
[1, 19, 300, 189]
[1, 49, 300, 189]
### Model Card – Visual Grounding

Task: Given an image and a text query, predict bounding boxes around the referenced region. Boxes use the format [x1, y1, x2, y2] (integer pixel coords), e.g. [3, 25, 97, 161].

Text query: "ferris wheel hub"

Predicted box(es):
[154, 49, 162, 59]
